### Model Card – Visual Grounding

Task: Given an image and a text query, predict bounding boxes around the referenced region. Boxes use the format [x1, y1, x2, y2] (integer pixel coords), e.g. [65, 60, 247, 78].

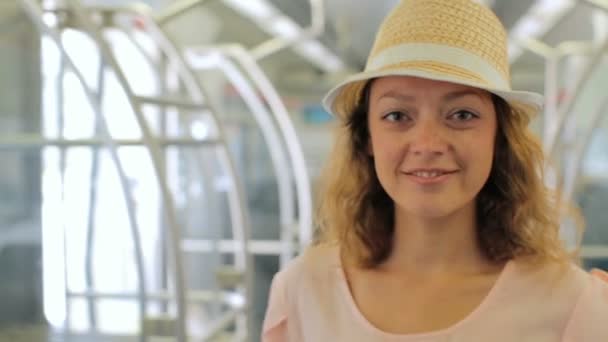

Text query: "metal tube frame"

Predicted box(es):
[186, 44, 315, 262]
[63, 1, 190, 341]
[190, 49, 296, 266]
[66, 289, 243, 304]
[17, 1, 149, 341]
[135, 9, 258, 339]
[562, 91, 608, 200]
[23, 0, 318, 339]
[154, 0, 327, 62]
[126, 8, 254, 339]
[158, 0, 317, 259]
[520, 5, 608, 256]
[0, 136, 220, 148]
[154, 0, 213, 26]
[81, 3, 256, 339]
[56, 29, 71, 337]
[544, 38, 608, 166]
[116, 26, 223, 315]
[250, 0, 325, 60]
[219, 45, 313, 253]
[83, 46, 107, 332]
[582, 0, 608, 12]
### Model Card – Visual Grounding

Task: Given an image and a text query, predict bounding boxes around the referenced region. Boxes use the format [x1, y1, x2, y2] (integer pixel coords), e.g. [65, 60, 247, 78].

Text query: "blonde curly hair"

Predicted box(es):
[315, 81, 580, 268]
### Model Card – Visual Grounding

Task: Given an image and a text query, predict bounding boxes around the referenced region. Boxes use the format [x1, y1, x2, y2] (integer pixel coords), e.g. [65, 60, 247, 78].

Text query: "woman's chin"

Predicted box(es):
[397, 203, 466, 221]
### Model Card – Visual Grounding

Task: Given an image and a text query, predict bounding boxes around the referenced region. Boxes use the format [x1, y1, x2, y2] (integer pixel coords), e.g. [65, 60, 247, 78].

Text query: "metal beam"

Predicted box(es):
[0, 136, 220, 149]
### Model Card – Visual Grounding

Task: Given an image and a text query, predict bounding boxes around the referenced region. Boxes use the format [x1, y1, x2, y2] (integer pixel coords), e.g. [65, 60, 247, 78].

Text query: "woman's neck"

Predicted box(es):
[381, 203, 492, 277]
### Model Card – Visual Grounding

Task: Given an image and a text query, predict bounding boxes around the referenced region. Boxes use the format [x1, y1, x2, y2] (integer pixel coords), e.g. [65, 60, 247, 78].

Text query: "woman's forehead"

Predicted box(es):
[369, 76, 489, 100]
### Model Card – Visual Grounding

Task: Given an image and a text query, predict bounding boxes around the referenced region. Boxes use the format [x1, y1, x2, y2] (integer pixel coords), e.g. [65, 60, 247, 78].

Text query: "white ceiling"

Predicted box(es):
[265, 0, 604, 94]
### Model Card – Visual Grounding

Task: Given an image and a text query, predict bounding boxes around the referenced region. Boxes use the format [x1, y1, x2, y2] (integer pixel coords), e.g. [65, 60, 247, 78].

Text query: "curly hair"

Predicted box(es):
[315, 81, 579, 268]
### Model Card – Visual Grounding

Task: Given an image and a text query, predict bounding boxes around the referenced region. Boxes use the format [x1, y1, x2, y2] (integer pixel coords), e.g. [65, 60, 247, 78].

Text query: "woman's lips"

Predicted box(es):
[403, 170, 458, 185]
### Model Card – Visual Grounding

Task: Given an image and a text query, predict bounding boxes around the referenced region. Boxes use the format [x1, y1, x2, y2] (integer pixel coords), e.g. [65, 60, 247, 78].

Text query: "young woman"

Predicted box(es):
[263, 0, 608, 341]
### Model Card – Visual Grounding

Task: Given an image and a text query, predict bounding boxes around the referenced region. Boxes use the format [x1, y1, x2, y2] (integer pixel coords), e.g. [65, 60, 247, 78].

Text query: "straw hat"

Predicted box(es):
[322, 0, 543, 118]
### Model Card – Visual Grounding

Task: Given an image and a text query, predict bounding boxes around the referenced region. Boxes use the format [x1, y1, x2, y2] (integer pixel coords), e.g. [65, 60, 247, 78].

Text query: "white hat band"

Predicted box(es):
[366, 43, 510, 90]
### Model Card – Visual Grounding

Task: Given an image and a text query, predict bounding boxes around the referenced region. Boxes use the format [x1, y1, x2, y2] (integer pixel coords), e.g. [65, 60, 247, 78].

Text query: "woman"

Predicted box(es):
[263, 0, 608, 341]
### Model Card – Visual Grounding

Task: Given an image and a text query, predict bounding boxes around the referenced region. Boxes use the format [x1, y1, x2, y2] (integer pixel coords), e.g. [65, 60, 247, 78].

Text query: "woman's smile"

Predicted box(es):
[402, 169, 460, 186]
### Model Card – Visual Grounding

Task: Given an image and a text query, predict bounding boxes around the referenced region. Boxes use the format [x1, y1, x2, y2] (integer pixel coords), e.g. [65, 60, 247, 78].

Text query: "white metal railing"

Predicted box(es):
[185, 45, 315, 259]
[155, 0, 317, 261]
[516, 0, 608, 255]
[18, 1, 257, 341]
[19, 0, 324, 340]
[17, 0, 150, 339]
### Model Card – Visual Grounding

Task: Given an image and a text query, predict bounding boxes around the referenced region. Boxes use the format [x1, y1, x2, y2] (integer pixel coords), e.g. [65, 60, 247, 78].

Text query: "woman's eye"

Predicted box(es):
[383, 111, 408, 122]
[450, 110, 478, 121]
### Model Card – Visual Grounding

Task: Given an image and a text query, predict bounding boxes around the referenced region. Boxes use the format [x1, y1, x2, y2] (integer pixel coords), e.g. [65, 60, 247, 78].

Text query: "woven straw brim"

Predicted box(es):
[322, 68, 544, 120]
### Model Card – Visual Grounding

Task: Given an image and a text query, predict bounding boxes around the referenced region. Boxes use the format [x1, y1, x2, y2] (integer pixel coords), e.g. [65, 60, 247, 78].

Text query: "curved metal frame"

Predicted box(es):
[520, 38, 602, 150]
[92, 3, 258, 339]
[520, 15, 608, 203]
[563, 94, 608, 201]
[114, 9, 248, 276]
[188, 49, 296, 265]
[23, 0, 321, 338]
[544, 37, 608, 165]
[520, 9, 608, 257]
[63, 1, 189, 340]
[17, 1, 149, 341]
[155, 0, 322, 254]
[154, 0, 214, 25]
[213, 44, 314, 252]
[128, 7, 255, 339]
[83, 48, 107, 332]
[155, 0, 316, 257]
[153, 0, 327, 62]
[250, 0, 325, 60]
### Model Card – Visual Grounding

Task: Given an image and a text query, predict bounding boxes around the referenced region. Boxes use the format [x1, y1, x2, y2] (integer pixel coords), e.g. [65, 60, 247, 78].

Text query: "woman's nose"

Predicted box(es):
[408, 118, 448, 157]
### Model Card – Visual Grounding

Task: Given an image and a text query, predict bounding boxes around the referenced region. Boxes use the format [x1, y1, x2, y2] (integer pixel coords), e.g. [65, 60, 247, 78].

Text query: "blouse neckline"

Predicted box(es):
[334, 248, 513, 339]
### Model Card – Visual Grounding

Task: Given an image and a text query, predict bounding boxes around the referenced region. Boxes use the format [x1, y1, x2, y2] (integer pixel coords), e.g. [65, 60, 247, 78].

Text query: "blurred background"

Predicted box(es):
[1, 0, 607, 341]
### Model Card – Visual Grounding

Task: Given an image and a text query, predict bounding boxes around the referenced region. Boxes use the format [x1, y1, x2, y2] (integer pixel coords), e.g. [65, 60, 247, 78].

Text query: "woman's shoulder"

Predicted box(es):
[505, 257, 608, 337]
[509, 256, 583, 280]
[562, 266, 608, 340]
[507, 257, 595, 299]
[271, 243, 341, 291]
[494, 258, 590, 318]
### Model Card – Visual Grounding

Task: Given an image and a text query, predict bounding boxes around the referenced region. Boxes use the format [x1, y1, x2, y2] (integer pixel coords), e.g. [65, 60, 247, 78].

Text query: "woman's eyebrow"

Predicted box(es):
[441, 90, 484, 103]
[376, 90, 416, 103]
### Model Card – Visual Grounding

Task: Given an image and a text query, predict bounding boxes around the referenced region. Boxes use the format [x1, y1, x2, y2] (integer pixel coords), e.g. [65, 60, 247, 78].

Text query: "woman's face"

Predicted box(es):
[367, 76, 497, 219]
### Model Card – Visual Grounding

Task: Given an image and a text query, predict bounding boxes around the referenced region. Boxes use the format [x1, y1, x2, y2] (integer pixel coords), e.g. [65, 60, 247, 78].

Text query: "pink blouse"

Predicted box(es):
[262, 245, 608, 341]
